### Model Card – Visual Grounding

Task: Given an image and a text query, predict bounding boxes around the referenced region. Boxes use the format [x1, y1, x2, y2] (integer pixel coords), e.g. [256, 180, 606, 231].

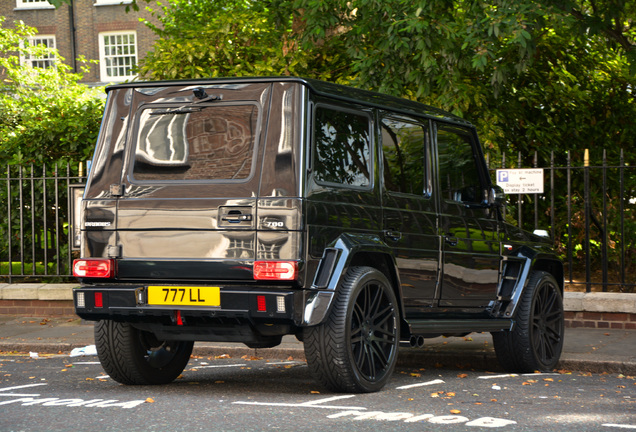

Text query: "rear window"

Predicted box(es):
[132, 103, 259, 182]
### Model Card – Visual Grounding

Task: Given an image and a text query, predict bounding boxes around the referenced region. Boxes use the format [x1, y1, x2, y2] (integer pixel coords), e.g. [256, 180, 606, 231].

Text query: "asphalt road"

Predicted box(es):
[1, 352, 635, 431]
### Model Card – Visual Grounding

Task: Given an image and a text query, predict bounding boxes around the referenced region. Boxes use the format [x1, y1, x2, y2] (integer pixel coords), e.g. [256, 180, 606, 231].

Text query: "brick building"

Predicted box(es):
[1, 0, 159, 84]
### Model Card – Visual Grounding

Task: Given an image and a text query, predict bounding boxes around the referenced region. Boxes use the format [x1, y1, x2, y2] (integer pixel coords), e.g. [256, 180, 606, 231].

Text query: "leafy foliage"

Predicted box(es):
[0, 18, 104, 279]
[0, 18, 105, 166]
[137, 0, 350, 82]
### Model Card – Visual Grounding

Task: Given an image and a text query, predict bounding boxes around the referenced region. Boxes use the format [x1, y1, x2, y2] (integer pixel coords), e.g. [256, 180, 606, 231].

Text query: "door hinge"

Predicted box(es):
[107, 244, 122, 258]
[110, 184, 125, 197]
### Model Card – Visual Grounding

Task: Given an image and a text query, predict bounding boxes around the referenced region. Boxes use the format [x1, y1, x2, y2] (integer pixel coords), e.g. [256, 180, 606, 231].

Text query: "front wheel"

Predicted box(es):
[492, 270, 564, 372]
[304, 266, 400, 393]
[94, 320, 193, 385]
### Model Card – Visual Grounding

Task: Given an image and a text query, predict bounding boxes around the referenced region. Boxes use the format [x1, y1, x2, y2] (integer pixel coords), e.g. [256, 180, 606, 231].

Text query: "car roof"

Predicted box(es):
[106, 76, 472, 127]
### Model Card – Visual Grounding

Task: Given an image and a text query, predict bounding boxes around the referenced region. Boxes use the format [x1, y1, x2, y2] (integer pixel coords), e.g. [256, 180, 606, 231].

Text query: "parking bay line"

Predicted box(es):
[396, 379, 445, 390]
[0, 383, 47, 397]
[233, 395, 367, 410]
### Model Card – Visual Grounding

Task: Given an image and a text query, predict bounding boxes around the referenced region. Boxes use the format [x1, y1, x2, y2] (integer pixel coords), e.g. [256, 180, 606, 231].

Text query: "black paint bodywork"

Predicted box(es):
[74, 77, 563, 344]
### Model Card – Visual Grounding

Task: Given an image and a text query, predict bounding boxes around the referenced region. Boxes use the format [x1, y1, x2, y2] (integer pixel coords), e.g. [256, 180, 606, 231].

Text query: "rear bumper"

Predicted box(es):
[74, 285, 310, 343]
[74, 285, 300, 322]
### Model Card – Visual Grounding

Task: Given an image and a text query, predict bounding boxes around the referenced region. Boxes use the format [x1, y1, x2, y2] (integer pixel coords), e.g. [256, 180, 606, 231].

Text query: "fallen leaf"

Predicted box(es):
[543, 378, 554, 382]
[450, 409, 461, 414]
[310, 391, 320, 394]
[145, 397, 155, 403]
[457, 373, 468, 379]
[463, 337, 473, 342]
[410, 373, 421, 377]
[287, 356, 294, 361]
[491, 399, 498, 402]
[408, 398, 414, 401]
[241, 355, 262, 361]
[447, 392, 456, 397]
[85, 378, 94, 381]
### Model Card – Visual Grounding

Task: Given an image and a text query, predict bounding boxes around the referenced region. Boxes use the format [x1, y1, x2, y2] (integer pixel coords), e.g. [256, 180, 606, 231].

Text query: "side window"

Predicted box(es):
[436, 124, 483, 204]
[313, 106, 372, 187]
[381, 118, 429, 195]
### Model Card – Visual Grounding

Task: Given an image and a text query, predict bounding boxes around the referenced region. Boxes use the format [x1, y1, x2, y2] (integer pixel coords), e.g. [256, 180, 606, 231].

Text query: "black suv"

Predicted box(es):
[73, 77, 564, 393]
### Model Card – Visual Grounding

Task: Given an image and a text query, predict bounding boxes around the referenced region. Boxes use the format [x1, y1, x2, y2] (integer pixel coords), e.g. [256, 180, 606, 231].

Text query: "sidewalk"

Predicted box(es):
[1, 315, 634, 375]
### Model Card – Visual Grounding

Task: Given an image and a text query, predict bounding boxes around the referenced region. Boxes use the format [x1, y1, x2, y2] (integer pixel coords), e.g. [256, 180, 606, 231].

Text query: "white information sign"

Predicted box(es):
[496, 169, 544, 194]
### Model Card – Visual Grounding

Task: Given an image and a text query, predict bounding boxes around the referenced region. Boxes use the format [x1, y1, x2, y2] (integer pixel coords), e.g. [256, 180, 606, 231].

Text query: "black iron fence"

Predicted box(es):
[2, 151, 634, 292]
[488, 149, 635, 293]
[1, 164, 86, 283]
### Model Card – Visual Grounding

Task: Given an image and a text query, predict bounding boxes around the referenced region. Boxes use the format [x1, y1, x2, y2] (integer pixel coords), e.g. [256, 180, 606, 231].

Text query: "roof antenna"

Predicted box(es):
[193, 87, 208, 99]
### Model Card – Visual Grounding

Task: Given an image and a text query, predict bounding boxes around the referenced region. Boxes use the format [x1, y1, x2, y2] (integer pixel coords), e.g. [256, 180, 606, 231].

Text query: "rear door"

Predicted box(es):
[379, 115, 440, 316]
[434, 123, 501, 309]
[115, 83, 272, 281]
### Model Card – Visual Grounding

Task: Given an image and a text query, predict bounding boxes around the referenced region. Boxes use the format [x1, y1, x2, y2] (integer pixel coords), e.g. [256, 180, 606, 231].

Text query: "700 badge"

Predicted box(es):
[147, 286, 220, 307]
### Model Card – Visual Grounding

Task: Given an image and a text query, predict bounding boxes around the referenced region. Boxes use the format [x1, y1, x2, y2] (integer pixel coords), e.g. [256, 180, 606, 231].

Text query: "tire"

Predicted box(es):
[492, 270, 564, 372]
[303, 266, 400, 393]
[94, 320, 194, 385]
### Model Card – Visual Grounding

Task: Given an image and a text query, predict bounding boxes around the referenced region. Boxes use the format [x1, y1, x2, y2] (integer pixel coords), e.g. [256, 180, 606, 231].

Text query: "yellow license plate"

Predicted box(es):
[147, 286, 220, 307]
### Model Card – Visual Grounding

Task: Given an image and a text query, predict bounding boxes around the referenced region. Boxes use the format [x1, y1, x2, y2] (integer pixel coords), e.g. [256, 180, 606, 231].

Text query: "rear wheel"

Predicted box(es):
[492, 270, 564, 372]
[304, 266, 400, 393]
[95, 320, 193, 385]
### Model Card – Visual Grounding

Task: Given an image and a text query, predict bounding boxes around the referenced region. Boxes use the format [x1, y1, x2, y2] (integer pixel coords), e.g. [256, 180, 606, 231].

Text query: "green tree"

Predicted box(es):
[137, 0, 350, 82]
[1, 18, 105, 277]
[0, 18, 104, 166]
[294, 0, 635, 157]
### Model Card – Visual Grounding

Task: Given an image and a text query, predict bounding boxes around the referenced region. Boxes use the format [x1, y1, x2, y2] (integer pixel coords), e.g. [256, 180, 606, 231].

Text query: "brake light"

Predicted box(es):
[253, 261, 297, 281]
[73, 259, 114, 278]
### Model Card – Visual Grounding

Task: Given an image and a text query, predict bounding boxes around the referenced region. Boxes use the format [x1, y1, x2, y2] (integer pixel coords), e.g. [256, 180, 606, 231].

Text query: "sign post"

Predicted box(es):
[496, 169, 544, 194]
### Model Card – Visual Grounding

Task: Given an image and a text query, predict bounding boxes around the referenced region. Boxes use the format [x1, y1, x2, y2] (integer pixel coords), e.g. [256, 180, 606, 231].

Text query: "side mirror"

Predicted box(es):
[489, 185, 506, 209]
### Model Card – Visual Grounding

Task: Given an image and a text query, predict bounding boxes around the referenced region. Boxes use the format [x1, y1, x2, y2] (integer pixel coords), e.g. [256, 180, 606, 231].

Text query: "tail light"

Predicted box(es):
[73, 259, 114, 278]
[253, 261, 297, 281]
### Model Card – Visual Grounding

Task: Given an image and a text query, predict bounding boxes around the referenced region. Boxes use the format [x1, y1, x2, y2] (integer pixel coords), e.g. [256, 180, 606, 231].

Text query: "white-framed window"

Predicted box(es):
[94, 0, 133, 5]
[98, 31, 137, 82]
[15, 0, 54, 9]
[21, 35, 57, 69]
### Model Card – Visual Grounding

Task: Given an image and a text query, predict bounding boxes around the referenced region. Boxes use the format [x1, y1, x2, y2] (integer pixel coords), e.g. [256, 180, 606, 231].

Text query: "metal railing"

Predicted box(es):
[488, 149, 635, 293]
[1, 164, 85, 283]
[2, 151, 634, 292]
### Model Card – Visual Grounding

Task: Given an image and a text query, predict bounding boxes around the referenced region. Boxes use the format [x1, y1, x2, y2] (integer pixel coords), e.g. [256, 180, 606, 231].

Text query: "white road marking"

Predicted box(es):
[266, 361, 306, 366]
[477, 374, 518, 380]
[233, 395, 366, 410]
[0, 384, 48, 392]
[603, 425, 636, 430]
[191, 363, 247, 369]
[0, 383, 47, 396]
[328, 410, 516, 427]
[395, 379, 445, 390]
[72, 362, 101, 365]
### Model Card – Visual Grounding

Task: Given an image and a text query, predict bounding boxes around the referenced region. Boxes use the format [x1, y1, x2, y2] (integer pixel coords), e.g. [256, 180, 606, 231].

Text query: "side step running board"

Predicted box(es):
[407, 319, 513, 335]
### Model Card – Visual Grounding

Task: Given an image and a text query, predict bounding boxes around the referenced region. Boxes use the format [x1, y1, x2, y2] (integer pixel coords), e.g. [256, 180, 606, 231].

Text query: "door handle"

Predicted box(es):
[445, 236, 458, 247]
[384, 230, 402, 242]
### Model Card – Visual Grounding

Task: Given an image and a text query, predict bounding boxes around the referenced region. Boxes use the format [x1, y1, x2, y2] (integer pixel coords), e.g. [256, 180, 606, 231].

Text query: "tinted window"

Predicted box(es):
[132, 104, 259, 181]
[381, 118, 429, 195]
[437, 124, 482, 203]
[313, 106, 371, 187]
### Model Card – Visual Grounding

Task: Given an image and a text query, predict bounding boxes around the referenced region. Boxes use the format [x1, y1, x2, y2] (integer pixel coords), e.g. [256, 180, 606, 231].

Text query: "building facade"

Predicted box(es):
[1, 0, 159, 84]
